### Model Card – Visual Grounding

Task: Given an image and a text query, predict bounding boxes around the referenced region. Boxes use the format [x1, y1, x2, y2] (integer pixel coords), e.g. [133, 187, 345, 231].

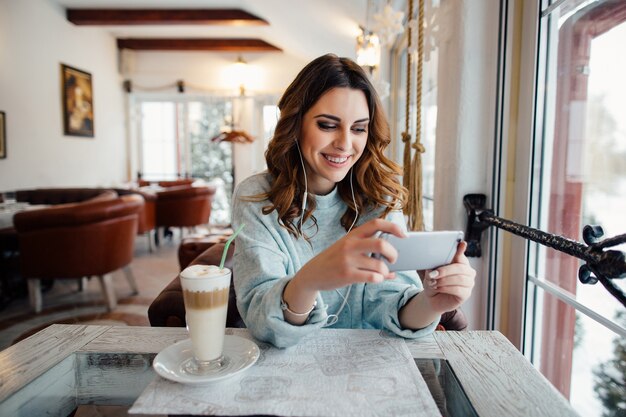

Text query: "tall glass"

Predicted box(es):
[179, 264, 231, 375]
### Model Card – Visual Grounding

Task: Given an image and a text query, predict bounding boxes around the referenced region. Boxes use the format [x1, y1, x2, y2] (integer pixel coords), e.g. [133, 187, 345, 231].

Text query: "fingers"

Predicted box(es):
[433, 262, 475, 281]
[429, 285, 472, 300]
[357, 255, 394, 278]
[352, 269, 394, 284]
[356, 237, 398, 264]
[451, 241, 470, 264]
[352, 218, 406, 239]
[425, 274, 474, 290]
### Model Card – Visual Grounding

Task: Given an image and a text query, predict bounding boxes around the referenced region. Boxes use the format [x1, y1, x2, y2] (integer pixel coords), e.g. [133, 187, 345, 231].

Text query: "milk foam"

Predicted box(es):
[180, 265, 230, 292]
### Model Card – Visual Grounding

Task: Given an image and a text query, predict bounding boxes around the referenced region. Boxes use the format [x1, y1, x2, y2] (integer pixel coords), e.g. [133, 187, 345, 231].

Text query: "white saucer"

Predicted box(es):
[153, 335, 260, 385]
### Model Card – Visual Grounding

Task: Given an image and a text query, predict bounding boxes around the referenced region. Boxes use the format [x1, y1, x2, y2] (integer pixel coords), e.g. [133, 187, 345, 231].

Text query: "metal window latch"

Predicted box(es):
[463, 193, 626, 308]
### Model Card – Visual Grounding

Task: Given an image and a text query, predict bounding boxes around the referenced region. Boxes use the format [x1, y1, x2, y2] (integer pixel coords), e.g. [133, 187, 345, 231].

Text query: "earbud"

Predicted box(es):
[348, 168, 358, 233]
[295, 140, 308, 233]
[293, 140, 358, 327]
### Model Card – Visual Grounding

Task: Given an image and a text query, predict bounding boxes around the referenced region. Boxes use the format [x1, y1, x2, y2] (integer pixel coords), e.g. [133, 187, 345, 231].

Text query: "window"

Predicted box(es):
[136, 96, 234, 225]
[139, 102, 178, 180]
[523, 1, 626, 414]
[390, 0, 440, 231]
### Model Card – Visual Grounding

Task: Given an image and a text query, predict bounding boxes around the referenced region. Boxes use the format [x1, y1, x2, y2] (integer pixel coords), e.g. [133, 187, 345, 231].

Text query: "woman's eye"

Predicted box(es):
[352, 126, 367, 133]
[317, 121, 336, 130]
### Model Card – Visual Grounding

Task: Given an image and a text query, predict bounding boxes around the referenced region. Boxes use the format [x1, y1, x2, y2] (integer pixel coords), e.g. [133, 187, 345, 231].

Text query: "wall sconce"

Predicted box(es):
[356, 28, 381, 72]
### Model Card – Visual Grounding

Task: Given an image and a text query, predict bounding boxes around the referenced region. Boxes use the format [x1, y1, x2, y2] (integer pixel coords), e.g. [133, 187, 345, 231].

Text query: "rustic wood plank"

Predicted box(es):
[0, 355, 76, 417]
[404, 333, 445, 359]
[0, 324, 109, 402]
[67, 9, 269, 26]
[79, 326, 187, 354]
[117, 38, 282, 52]
[435, 331, 578, 417]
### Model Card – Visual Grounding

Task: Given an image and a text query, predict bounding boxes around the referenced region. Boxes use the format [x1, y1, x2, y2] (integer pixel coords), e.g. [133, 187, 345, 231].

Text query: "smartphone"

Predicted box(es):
[372, 230, 464, 272]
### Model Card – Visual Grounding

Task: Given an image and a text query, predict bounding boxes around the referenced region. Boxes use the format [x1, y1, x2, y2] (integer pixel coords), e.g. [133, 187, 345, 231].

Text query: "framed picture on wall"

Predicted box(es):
[0, 111, 6, 159]
[61, 64, 94, 137]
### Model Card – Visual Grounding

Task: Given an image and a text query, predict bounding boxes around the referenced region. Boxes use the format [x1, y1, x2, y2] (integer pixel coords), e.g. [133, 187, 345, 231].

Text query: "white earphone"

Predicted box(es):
[294, 139, 358, 326]
[294, 140, 309, 233]
[294, 140, 358, 234]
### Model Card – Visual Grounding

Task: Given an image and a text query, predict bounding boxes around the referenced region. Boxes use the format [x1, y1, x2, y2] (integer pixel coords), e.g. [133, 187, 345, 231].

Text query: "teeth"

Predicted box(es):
[324, 155, 348, 164]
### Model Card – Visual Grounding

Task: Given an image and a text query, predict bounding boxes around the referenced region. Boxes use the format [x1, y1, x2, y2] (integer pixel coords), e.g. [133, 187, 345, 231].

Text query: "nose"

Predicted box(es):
[333, 127, 352, 151]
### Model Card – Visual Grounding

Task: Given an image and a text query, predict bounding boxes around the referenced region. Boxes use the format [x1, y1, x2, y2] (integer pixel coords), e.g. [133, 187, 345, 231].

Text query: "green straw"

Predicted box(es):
[220, 223, 244, 270]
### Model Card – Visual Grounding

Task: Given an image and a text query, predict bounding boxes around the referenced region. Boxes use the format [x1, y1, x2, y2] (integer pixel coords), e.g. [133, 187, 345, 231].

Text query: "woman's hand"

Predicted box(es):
[420, 241, 475, 314]
[399, 241, 476, 330]
[294, 218, 405, 292]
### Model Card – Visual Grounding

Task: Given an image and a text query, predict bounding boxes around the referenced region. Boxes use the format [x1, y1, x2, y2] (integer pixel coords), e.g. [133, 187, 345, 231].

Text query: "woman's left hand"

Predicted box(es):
[421, 241, 475, 314]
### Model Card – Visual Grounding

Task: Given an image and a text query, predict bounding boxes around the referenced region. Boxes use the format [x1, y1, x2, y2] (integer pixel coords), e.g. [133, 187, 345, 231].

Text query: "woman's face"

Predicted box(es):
[299, 87, 369, 195]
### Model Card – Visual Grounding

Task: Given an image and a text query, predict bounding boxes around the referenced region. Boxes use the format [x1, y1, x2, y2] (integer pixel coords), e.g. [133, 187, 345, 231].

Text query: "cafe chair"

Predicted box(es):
[137, 178, 196, 188]
[15, 187, 117, 205]
[155, 185, 215, 240]
[13, 195, 143, 313]
[148, 237, 468, 331]
[148, 240, 242, 328]
[114, 188, 157, 252]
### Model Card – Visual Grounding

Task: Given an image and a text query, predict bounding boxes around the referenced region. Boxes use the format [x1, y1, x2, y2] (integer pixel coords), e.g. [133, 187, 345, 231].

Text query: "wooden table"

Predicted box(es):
[0, 325, 578, 416]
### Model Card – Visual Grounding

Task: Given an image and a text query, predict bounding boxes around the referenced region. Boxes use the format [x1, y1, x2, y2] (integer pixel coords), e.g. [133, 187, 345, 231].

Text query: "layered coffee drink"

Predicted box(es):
[180, 265, 231, 364]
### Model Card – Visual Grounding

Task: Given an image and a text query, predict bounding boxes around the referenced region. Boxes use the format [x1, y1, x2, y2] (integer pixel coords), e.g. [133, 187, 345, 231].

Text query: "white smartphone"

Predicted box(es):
[372, 230, 464, 272]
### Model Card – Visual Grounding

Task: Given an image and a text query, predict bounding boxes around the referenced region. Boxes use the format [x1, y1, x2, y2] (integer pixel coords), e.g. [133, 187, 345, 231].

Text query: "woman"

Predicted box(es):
[232, 54, 475, 348]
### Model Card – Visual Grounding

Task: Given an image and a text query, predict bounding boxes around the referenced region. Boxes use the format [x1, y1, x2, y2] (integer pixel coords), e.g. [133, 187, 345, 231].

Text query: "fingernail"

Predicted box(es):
[429, 270, 439, 278]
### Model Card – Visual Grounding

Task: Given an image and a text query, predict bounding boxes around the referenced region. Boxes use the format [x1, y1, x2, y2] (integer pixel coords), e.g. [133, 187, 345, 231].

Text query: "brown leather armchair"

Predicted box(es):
[15, 188, 117, 205]
[137, 179, 196, 188]
[114, 188, 157, 251]
[155, 185, 215, 236]
[148, 238, 468, 331]
[148, 241, 242, 328]
[14, 195, 143, 313]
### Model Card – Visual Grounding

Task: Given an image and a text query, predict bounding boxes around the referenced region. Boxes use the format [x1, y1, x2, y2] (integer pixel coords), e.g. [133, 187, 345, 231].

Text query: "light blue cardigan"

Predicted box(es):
[232, 172, 438, 348]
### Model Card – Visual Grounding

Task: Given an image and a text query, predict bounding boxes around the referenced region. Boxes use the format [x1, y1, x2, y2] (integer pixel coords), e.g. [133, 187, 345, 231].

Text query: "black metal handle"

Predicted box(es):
[464, 193, 626, 308]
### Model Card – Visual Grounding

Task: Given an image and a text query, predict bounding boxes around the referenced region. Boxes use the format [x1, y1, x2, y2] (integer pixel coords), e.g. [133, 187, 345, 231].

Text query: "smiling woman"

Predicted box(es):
[230, 54, 476, 348]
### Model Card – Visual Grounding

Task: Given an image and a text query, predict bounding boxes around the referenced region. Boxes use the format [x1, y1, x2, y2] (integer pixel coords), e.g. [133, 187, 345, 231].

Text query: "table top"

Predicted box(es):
[0, 325, 578, 416]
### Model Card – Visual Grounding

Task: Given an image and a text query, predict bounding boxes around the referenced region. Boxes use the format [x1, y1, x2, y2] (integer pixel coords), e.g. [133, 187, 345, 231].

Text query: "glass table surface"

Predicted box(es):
[0, 325, 577, 417]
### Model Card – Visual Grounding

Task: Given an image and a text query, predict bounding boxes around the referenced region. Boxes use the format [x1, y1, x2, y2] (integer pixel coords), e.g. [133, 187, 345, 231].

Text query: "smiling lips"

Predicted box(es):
[322, 153, 351, 166]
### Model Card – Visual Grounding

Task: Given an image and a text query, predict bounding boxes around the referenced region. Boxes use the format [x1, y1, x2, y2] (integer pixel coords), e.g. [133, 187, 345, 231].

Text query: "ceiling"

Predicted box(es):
[50, 0, 370, 61]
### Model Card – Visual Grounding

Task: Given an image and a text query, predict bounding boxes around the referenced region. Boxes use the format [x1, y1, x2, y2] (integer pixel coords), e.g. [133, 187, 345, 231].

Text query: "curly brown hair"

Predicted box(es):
[247, 53, 407, 238]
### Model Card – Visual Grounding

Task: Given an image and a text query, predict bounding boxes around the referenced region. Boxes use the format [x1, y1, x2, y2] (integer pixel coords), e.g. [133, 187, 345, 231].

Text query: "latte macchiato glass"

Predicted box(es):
[180, 264, 231, 375]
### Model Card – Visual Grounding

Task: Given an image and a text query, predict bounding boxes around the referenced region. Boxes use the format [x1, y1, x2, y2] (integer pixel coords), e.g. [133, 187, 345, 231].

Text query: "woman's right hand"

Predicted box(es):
[294, 218, 406, 292]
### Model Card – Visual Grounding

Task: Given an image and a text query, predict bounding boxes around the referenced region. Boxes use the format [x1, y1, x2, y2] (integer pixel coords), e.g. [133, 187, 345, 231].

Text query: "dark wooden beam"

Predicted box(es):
[117, 38, 282, 52]
[67, 9, 268, 26]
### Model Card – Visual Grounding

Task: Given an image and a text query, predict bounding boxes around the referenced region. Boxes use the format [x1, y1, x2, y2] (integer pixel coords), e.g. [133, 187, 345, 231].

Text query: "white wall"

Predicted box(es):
[124, 51, 308, 96]
[0, 0, 127, 191]
[125, 53, 304, 188]
[123, 51, 310, 186]
[434, 1, 500, 329]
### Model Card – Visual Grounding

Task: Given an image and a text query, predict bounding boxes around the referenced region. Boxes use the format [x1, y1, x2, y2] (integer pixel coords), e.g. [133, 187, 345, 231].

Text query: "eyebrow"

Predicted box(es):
[314, 114, 370, 123]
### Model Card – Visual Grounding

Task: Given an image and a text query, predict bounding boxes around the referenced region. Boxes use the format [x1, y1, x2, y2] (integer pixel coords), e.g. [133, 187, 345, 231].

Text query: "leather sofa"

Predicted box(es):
[14, 194, 144, 313]
[148, 237, 468, 331]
